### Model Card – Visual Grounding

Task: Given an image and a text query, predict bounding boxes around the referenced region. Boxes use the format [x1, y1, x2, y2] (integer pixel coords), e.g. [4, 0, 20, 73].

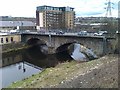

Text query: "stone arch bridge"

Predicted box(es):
[21, 33, 115, 56]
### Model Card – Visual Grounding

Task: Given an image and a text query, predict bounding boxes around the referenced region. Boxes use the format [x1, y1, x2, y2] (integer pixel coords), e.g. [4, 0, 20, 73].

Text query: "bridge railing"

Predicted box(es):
[103, 33, 117, 38]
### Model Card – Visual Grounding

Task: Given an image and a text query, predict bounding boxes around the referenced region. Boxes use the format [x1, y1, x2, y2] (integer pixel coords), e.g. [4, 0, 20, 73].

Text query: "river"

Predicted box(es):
[1, 43, 97, 88]
[0, 45, 72, 88]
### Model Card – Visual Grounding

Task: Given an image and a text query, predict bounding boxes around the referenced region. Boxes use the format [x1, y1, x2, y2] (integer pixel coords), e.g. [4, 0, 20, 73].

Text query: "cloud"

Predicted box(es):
[0, 0, 118, 17]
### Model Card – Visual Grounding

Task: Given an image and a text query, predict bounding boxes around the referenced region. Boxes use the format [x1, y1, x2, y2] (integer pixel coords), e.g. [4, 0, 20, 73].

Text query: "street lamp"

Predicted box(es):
[23, 61, 26, 73]
[18, 61, 26, 73]
[48, 24, 52, 47]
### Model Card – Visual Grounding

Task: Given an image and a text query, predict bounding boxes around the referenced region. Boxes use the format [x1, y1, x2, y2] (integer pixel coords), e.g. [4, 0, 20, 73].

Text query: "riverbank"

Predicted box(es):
[1, 43, 30, 54]
[7, 54, 118, 88]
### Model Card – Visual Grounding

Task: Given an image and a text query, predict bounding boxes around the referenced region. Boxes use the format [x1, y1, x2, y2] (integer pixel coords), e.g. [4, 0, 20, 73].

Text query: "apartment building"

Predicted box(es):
[36, 5, 75, 31]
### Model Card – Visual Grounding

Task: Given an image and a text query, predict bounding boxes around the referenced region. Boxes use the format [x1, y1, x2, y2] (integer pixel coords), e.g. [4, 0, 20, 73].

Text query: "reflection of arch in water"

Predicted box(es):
[55, 42, 76, 61]
[2, 52, 22, 68]
[23, 54, 60, 68]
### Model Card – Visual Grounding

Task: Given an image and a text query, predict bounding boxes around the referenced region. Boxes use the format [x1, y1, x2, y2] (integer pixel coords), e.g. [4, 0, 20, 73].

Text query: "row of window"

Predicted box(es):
[1, 37, 13, 43]
[39, 7, 62, 11]
[38, 6, 74, 12]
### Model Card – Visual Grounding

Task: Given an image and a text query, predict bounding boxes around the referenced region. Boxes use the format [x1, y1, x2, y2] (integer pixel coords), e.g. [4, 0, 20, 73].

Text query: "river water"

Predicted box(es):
[0, 45, 72, 88]
[0, 43, 97, 88]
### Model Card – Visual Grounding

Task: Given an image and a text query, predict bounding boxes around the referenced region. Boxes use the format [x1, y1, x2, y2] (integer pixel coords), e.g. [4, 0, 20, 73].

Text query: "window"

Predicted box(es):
[6, 38, 8, 43]
[11, 37, 13, 42]
[1, 38, 3, 43]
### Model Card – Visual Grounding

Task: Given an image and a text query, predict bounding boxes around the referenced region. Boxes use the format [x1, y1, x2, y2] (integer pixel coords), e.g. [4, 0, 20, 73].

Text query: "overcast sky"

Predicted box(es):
[0, 0, 119, 17]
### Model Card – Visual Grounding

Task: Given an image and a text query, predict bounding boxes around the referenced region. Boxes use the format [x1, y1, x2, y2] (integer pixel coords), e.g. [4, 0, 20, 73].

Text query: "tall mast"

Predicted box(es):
[105, 0, 114, 17]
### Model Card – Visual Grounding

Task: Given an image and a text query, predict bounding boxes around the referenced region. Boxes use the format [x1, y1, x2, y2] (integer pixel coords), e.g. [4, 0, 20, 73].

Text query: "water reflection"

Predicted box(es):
[69, 43, 98, 61]
[2, 52, 22, 68]
[1, 45, 73, 88]
[23, 45, 60, 68]
[1, 61, 41, 88]
[55, 50, 72, 62]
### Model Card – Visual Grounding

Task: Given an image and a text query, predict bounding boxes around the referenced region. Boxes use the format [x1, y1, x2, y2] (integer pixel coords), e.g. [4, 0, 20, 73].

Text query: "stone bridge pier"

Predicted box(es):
[21, 34, 115, 56]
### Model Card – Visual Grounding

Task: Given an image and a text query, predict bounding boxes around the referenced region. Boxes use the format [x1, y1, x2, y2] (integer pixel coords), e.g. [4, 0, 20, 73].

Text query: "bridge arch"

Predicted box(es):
[27, 37, 46, 46]
[55, 42, 76, 61]
[56, 41, 76, 53]
[26, 37, 49, 55]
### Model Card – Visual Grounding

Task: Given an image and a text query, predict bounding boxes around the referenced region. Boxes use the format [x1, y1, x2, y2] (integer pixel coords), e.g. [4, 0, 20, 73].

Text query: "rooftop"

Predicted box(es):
[0, 21, 36, 27]
[37, 5, 74, 12]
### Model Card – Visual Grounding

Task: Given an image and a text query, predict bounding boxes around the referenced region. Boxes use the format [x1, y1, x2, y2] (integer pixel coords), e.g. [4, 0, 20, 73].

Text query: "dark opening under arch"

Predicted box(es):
[56, 42, 76, 53]
[27, 38, 46, 46]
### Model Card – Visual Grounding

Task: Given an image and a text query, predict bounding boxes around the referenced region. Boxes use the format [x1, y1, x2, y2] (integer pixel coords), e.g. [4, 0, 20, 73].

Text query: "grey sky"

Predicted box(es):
[0, 0, 118, 17]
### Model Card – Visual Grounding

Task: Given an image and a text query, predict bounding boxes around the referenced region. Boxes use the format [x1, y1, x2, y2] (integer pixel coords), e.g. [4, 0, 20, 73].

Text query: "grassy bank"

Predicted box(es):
[7, 54, 118, 88]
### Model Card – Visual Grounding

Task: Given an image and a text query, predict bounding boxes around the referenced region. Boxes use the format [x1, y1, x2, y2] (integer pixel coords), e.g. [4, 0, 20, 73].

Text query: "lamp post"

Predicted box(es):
[48, 24, 52, 47]
[23, 61, 26, 73]
[18, 61, 26, 73]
